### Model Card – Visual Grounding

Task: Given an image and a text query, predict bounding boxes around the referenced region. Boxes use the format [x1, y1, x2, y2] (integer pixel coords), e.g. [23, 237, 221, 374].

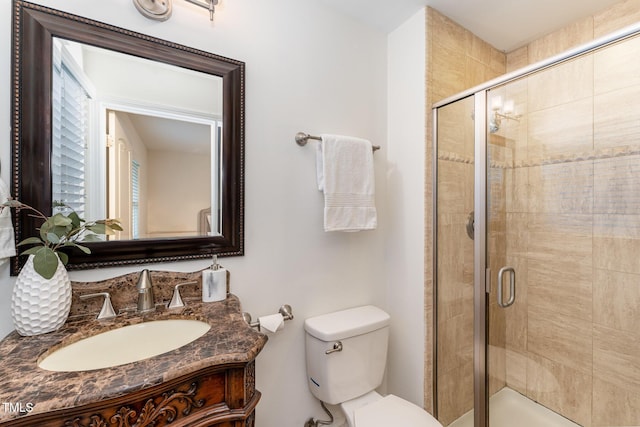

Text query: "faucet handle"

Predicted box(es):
[169, 281, 199, 309]
[80, 292, 117, 319]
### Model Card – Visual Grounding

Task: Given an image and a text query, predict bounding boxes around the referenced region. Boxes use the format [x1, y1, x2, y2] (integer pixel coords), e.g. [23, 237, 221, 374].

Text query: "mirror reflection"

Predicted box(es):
[51, 38, 223, 240]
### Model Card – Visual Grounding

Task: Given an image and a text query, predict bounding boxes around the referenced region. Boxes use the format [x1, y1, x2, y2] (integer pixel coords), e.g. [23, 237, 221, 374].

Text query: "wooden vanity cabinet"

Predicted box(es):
[1, 361, 258, 427]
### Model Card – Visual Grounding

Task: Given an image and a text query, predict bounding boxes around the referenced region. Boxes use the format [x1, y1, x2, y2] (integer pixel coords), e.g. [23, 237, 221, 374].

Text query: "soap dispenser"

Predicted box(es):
[202, 255, 227, 302]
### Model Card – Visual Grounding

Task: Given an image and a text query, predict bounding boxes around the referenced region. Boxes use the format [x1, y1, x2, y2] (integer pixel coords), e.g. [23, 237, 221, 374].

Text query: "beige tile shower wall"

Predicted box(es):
[502, 2, 640, 426]
[428, 9, 506, 103]
[506, 0, 640, 72]
[426, 7, 506, 425]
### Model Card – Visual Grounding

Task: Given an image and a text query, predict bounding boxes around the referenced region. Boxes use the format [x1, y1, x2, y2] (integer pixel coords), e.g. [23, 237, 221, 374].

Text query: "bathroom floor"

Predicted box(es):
[449, 388, 581, 427]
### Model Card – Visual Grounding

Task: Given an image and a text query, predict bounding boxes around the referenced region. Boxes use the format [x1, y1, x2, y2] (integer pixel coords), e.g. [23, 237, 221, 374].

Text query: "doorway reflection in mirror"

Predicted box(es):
[51, 38, 223, 240]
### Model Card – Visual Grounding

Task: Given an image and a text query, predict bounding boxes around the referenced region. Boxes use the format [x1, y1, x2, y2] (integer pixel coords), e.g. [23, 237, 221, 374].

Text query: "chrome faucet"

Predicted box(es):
[136, 269, 156, 313]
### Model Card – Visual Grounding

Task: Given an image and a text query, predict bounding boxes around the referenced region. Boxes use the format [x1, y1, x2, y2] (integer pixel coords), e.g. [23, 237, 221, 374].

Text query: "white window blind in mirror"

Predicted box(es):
[131, 160, 140, 240]
[52, 42, 91, 218]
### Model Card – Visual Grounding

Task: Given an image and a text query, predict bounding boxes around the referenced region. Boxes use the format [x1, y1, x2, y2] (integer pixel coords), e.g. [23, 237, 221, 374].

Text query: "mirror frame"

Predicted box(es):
[10, 1, 244, 275]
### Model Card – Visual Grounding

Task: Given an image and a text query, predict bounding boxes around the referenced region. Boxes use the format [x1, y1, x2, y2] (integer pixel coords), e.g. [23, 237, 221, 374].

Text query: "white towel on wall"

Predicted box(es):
[0, 178, 16, 264]
[316, 134, 377, 232]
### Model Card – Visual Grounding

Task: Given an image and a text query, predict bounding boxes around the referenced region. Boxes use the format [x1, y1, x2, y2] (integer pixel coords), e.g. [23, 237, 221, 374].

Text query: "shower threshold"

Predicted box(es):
[449, 387, 581, 427]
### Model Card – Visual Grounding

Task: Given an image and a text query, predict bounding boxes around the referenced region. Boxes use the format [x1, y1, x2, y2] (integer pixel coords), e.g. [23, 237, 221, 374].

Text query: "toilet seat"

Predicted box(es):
[354, 394, 442, 426]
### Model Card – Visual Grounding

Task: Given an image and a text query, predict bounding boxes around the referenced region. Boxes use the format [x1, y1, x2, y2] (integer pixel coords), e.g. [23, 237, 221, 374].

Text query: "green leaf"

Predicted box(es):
[50, 213, 72, 227]
[40, 219, 52, 233]
[79, 234, 104, 242]
[96, 219, 123, 232]
[62, 242, 92, 254]
[50, 225, 71, 240]
[39, 224, 49, 242]
[17, 237, 44, 247]
[85, 220, 123, 235]
[32, 247, 59, 280]
[46, 232, 60, 244]
[109, 222, 124, 232]
[21, 246, 42, 256]
[86, 223, 107, 235]
[68, 211, 82, 228]
[73, 243, 91, 254]
[57, 251, 69, 265]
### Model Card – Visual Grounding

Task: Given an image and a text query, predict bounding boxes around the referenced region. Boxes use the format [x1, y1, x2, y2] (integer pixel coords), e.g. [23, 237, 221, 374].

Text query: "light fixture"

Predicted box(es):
[489, 96, 521, 133]
[133, 0, 172, 21]
[133, 0, 219, 21]
[185, 0, 219, 20]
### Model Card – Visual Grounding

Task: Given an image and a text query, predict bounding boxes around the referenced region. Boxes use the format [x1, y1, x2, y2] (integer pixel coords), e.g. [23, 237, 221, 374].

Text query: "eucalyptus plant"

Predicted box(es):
[1, 199, 123, 279]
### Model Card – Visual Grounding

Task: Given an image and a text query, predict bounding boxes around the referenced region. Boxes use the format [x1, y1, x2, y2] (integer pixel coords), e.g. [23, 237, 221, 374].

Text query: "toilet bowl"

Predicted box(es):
[304, 305, 443, 427]
[342, 391, 441, 427]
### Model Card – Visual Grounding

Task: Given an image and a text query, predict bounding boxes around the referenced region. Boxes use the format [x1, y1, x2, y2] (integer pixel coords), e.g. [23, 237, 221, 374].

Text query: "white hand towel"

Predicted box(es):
[317, 134, 377, 232]
[0, 178, 16, 264]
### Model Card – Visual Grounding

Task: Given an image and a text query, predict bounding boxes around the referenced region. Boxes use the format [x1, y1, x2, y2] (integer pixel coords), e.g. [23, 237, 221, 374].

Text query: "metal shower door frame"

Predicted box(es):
[431, 90, 489, 427]
[472, 91, 489, 427]
[431, 89, 490, 427]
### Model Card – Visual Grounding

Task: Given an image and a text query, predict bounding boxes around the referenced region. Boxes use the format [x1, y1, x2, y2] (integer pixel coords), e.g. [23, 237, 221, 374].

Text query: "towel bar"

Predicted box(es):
[295, 132, 380, 151]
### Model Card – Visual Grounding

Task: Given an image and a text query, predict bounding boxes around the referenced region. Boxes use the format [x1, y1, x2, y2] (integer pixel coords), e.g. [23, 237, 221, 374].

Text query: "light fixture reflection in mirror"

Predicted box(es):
[488, 95, 521, 134]
[52, 38, 223, 240]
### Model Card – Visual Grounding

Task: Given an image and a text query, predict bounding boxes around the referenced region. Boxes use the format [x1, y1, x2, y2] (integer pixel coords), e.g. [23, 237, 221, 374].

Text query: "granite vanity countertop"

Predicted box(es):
[0, 294, 267, 423]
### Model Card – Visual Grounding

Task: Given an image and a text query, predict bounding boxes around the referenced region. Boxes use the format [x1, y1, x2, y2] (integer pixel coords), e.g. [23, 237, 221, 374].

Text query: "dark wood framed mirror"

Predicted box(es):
[10, 1, 244, 275]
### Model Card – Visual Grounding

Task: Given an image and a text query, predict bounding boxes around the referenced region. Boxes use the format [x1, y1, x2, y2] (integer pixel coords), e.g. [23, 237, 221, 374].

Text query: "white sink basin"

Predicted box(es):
[38, 319, 211, 372]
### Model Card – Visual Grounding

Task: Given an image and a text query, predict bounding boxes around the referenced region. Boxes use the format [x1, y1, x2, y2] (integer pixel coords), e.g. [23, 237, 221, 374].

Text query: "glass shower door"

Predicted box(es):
[434, 94, 477, 426]
[436, 27, 640, 427]
[484, 61, 596, 425]
[484, 36, 640, 426]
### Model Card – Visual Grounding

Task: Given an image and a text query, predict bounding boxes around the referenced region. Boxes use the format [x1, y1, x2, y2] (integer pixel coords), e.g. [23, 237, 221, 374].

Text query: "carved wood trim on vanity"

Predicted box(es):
[2, 362, 259, 427]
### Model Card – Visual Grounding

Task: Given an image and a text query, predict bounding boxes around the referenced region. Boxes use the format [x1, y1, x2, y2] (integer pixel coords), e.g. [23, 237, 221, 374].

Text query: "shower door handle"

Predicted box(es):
[497, 266, 516, 308]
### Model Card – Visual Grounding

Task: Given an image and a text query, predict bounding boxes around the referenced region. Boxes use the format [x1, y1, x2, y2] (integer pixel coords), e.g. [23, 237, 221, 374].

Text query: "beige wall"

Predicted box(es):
[507, 0, 640, 71]
[146, 149, 211, 237]
[426, 7, 506, 423]
[428, 0, 640, 425]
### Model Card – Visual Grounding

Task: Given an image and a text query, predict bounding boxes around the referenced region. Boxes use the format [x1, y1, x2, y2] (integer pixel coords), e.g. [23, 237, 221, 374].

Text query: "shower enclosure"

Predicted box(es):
[433, 23, 640, 427]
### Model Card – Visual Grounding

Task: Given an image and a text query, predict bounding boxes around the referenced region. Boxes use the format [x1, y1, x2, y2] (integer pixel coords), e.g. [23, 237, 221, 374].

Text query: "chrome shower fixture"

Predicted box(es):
[489, 96, 521, 133]
[466, 211, 474, 240]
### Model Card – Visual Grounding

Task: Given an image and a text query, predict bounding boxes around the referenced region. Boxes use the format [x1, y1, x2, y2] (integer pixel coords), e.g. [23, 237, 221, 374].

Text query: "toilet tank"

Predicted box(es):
[304, 305, 391, 405]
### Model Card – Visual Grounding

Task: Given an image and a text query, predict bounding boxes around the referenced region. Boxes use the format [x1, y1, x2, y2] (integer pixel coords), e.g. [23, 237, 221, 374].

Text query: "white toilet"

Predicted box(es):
[304, 305, 443, 427]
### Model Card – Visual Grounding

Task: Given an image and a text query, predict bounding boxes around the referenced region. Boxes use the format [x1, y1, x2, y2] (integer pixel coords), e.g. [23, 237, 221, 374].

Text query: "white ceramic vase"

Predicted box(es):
[11, 254, 72, 336]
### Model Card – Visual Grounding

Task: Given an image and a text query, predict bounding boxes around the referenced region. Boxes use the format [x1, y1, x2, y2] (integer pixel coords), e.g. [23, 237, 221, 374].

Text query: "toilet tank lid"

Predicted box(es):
[304, 305, 390, 341]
